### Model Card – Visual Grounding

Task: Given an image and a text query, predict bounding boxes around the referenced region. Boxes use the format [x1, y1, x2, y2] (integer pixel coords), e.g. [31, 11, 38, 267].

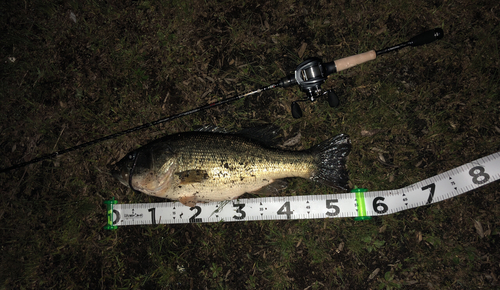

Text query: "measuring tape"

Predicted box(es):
[104, 151, 500, 229]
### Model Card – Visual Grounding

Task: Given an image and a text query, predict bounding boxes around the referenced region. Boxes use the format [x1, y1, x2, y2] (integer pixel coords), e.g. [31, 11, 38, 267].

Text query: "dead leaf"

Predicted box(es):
[375, 26, 387, 35]
[298, 42, 307, 59]
[474, 220, 484, 238]
[281, 133, 302, 147]
[361, 129, 381, 136]
[370, 147, 389, 153]
[368, 268, 380, 280]
[336, 242, 344, 253]
[69, 11, 77, 23]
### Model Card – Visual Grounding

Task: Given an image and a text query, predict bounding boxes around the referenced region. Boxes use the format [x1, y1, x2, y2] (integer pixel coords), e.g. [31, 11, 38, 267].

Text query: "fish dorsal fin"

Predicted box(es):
[234, 126, 283, 147]
[175, 170, 209, 184]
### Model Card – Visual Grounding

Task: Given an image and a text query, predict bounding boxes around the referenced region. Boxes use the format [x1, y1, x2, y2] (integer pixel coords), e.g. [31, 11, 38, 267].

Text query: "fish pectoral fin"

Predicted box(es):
[175, 170, 209, 184]
[249, 179, 288, 196]
[179, 196, 198, 207]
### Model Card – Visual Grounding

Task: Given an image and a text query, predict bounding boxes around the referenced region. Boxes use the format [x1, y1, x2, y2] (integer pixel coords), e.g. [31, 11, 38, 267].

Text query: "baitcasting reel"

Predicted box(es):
[277, 57, 340, 118]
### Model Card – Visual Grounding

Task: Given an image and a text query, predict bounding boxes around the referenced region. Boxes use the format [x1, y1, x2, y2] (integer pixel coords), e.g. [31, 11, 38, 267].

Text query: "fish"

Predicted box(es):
[111, 129, 351, 207]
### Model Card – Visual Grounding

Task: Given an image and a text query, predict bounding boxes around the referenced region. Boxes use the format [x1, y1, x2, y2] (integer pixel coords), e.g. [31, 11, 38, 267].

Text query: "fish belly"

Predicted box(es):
[166, 160, 312, 202]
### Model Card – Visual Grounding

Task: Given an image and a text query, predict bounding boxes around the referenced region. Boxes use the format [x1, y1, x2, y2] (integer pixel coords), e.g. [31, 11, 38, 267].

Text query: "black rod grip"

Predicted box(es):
[409, 28, 444, 47]
[324, 61, 336, 75]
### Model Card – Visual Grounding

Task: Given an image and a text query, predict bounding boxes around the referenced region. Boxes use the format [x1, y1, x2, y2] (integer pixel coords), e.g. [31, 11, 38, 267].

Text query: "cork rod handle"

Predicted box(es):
[333, 50, 377, 72]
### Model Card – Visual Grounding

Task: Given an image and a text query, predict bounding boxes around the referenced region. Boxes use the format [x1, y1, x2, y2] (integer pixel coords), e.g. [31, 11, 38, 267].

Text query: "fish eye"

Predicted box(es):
[128, 152, 136, 160]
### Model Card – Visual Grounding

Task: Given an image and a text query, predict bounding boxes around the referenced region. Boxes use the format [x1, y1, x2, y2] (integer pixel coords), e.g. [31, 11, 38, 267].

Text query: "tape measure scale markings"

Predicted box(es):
[104, 151, 500, 229]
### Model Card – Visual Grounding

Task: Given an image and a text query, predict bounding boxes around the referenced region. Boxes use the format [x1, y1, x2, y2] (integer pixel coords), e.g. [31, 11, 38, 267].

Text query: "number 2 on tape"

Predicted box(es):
[189, 206, 202, 223]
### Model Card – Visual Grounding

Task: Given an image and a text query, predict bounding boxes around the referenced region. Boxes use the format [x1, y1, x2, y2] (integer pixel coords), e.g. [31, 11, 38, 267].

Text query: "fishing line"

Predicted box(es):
[1, 28, 443, 173]
[104, 151, 499, 229]
[128, 151, 140, 194]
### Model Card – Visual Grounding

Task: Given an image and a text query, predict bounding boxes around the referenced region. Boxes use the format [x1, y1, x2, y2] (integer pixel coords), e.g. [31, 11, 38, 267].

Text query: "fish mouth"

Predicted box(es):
[111, 166, 129, 187]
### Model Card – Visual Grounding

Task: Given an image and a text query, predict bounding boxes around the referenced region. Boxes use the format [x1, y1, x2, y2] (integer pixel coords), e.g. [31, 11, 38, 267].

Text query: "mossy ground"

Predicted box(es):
[1, 0, 499, 289]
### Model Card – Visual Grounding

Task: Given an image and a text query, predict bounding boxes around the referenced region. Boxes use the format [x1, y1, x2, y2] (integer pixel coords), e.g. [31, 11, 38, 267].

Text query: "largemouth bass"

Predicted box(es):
[112, 130, 351, 207]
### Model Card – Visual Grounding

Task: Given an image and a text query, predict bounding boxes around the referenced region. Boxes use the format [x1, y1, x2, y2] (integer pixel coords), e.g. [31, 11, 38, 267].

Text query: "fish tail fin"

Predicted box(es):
[310, 134, 351, 191]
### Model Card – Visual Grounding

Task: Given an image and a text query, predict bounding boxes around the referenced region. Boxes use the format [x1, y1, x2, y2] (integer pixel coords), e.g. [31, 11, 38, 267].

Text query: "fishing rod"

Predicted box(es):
[0, 28, 443, 173]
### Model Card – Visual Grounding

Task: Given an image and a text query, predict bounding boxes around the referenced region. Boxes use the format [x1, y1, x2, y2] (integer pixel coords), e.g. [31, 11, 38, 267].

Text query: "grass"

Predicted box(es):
[1, 0, 500, 289]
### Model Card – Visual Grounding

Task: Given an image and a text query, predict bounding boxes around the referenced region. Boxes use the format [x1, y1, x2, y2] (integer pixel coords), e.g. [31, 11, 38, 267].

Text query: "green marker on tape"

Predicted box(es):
[103, 197, 118, 230]
[352, 188, 372, 221]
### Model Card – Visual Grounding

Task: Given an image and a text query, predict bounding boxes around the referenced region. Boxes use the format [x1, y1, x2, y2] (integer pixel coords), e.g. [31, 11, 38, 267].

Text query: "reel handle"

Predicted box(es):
[291, 101, 303, 119]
